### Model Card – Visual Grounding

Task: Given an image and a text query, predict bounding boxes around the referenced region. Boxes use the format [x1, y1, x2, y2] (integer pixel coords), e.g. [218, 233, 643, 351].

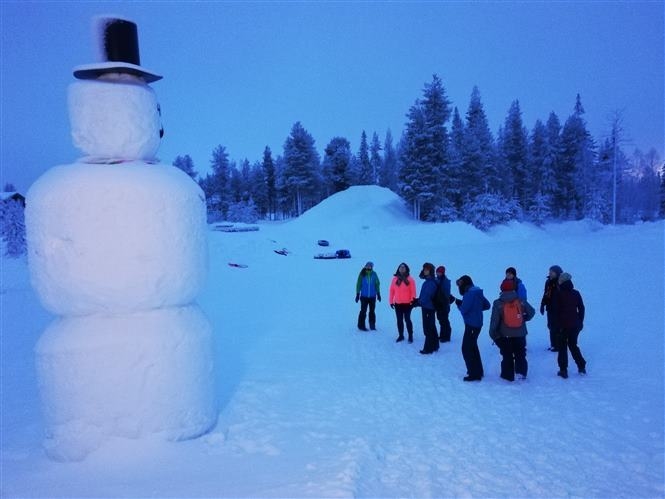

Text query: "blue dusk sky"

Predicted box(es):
[1, 1, 663, 192]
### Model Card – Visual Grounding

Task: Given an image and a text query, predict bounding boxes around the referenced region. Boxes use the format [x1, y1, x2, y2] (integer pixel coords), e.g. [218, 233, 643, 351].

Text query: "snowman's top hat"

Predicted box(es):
[73, 16, 162, 83]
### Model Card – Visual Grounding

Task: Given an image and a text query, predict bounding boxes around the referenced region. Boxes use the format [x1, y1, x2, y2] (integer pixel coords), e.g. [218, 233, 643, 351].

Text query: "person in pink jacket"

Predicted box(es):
[389, 262, 417, 343]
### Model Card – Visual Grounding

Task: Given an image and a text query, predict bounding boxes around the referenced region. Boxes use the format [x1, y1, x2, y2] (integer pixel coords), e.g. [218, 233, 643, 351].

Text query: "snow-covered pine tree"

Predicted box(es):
[378, 129, 399, 192]
[370, 132, 382, 186]
[282, 122, 321, 216]
[558, 94, 596, 219]
[526, 119, 551, 223]
[322, 137, 353, 195]
[249, 160, 268, 220]
[501, 100, 529, 210]
[1, 199, 26, 257]
[462, 192, 520, 231]
[461, 86, 497, 200]
[445, 107, 465, 214]
[262, 146, 277, 220]
[199, 144, 232, 221]
[173, 154, 197, 179]
[356, 131, 372, 185]
[399, 75, 451, 220]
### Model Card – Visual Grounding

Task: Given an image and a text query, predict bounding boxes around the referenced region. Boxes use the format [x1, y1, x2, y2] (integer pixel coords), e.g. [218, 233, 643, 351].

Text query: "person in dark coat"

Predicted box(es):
[555, 272, 587, 378]
[540, 265, 563, 351]
[454, 275, 490, 381]
[417, 262, 440, 354]
[435, 266, 452, 342]
[488, 279, 536, 381]
[355, 261, 381, 331]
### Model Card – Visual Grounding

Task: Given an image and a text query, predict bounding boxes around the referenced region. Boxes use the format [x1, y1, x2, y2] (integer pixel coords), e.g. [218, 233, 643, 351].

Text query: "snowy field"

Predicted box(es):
[1, 185, 664, 498]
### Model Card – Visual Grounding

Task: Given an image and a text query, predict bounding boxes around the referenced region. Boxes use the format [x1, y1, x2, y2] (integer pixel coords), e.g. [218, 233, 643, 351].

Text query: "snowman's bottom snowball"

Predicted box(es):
[35, 304, 217, 462]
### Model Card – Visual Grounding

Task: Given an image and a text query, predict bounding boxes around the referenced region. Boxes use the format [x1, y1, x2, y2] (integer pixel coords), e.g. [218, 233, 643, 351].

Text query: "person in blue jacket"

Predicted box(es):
[416, 262, 440, 354]
[505, 266, 527, 302]
[355, 261, 381, 331]
[454, 274, 490, 381]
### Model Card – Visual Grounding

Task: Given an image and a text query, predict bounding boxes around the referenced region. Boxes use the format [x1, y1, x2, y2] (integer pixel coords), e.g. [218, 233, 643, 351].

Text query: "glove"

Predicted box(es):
[390, 303, 395, 309]
[539, 304, 545, 315]
[377, 293, 381, 302]
[411, 298, 420, 308]
[449, 295, 456, 304]
[455, 298, 462, 306]
[355, 293, 360, 303]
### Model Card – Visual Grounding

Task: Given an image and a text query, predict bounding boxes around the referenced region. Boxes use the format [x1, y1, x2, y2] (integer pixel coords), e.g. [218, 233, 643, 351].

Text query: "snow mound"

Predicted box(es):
[290, 185, 412, 234]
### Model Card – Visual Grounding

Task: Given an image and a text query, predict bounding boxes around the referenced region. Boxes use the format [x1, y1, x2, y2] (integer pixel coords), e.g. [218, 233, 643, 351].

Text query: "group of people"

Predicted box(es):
[354, 261, 587, 382]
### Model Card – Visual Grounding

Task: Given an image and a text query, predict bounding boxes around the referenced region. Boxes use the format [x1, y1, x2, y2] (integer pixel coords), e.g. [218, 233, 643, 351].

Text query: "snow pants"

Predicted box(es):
[495, 336, 527, 381]
[462, 325, 484, 379]
[436, 307, 451, 341]
[421, 308, 439, 353]
[358, 297, 376, 329]
[557, 328, 586, 372]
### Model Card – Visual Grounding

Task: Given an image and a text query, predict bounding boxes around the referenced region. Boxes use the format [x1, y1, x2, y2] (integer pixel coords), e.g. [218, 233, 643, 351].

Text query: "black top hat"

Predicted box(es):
[73, 16, 162, 83]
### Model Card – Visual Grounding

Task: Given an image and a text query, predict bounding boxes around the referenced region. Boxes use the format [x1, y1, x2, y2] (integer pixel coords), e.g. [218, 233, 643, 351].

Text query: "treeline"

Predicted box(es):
[174, 74, 665, 229]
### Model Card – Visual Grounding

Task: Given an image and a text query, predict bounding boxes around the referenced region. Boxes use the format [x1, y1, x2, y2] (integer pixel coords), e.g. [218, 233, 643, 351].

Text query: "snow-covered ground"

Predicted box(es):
[2, 185, 663, 498]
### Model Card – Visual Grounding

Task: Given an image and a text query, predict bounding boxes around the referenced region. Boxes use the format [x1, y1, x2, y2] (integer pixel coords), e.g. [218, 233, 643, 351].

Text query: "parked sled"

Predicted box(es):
[314, 249, 351, 260]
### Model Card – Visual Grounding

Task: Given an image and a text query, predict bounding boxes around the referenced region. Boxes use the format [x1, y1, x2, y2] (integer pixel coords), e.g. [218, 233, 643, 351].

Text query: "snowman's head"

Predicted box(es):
[68, 78, 163, 161]
[69, 16, 164, 161]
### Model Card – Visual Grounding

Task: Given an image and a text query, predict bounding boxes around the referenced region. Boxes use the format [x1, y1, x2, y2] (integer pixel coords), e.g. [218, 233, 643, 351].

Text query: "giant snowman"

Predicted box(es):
[25, 16, 217, 461]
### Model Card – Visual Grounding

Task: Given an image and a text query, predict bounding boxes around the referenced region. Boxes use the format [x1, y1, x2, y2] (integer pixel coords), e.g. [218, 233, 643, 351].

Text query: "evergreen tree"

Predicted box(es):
[398, 74, 451, 220]
[262, 146, 277, 220]
[526, 119, 550, 222]
[379, 129, 399, 192]
[501, 100, 529, 207]
[1, 200, 26, 257]
[282, 122, 321, 216]
[322, 137, 353, 195]
[356, 131, 372, 185]
[370, 132, 382, 185]
[462, 192, 520, 231]
[199, 145, 232, 221]
[172, 154, 197, 179]
[558, 94, 596, 219]
[461, 86, 496, 200]
[446, 107, 465, 213]
[249, 160, 268, 219]
[3, 183, 16, 192]
[229, 162, 243, 203]
[398, 104, 430, 220]
[542, 112, 562, 217]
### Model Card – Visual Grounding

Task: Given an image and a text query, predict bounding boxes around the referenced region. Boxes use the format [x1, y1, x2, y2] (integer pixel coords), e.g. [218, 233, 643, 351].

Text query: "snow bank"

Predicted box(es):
[25, 161, 208, 315]
[68, 80, 162, 161]
[292, 185, 412, 232]
[35, 304, 217, 462]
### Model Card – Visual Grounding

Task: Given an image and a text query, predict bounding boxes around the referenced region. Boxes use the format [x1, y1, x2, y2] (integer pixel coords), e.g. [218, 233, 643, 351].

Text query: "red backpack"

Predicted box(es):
[503, 299, 524, 328]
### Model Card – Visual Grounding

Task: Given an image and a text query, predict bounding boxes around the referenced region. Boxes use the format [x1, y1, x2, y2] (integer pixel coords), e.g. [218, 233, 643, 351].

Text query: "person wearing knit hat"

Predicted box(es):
[435, 265, 452, 342]
[540, 265, 563, 352]
[504, 266, 527, 302]
[355, 261, 381, 331]
[488, 278, 536, 381]
[554, 272, 587, 378]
